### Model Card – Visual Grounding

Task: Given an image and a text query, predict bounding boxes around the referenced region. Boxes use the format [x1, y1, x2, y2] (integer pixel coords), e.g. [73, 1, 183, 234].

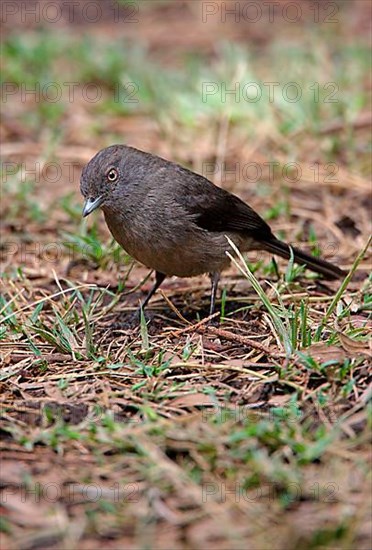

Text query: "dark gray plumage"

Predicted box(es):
[80, 144, 345, 315]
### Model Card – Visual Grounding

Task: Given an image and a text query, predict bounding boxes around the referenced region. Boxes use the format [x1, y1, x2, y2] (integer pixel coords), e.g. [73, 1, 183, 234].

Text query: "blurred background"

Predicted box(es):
[1, 0, 371, 281]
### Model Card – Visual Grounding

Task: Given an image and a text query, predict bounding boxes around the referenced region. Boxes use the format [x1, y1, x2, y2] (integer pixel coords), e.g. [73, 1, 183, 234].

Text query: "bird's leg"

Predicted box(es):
[139, 271, 166, 313]
[113, 272, 166, 330]
[209, 271, 221, 317]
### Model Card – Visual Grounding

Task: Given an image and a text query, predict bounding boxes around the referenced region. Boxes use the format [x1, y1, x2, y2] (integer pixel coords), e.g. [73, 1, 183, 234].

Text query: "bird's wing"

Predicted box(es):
[178, 177, 273, 241]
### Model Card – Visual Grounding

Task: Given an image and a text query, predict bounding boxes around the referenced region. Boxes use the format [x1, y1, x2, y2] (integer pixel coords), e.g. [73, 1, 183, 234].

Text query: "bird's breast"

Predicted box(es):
[103, 208, 239, 277]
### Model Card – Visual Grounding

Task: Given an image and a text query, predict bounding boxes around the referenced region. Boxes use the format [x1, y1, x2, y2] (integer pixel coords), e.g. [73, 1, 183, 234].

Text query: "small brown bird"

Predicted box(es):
[80, 145, 345, 316]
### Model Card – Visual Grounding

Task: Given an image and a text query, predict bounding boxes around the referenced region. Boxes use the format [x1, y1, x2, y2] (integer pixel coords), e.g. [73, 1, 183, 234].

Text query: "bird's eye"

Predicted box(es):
[107, 168, 118, 182]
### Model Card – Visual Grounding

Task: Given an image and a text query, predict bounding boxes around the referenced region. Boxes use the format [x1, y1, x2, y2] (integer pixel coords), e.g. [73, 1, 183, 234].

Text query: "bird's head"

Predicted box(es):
[80, 144, 130, 217]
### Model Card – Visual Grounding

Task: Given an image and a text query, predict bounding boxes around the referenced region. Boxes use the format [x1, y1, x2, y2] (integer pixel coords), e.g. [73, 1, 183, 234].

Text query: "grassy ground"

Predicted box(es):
[1, 1, 371, 549]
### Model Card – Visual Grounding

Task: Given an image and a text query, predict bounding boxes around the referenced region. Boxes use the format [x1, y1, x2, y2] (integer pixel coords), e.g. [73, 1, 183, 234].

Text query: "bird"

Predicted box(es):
[80, 144, 345, 317]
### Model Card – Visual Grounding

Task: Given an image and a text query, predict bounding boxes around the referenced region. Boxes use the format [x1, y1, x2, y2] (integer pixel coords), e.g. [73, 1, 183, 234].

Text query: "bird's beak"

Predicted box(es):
[82, 196, 104, 217]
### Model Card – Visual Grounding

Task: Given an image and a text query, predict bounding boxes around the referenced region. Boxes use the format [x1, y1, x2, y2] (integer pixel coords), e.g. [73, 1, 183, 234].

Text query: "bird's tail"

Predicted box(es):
[262, 238, 346, 280]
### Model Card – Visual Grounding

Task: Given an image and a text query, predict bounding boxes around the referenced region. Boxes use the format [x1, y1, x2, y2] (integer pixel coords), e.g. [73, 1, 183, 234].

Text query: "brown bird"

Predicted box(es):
[80, 145, 345, 316]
